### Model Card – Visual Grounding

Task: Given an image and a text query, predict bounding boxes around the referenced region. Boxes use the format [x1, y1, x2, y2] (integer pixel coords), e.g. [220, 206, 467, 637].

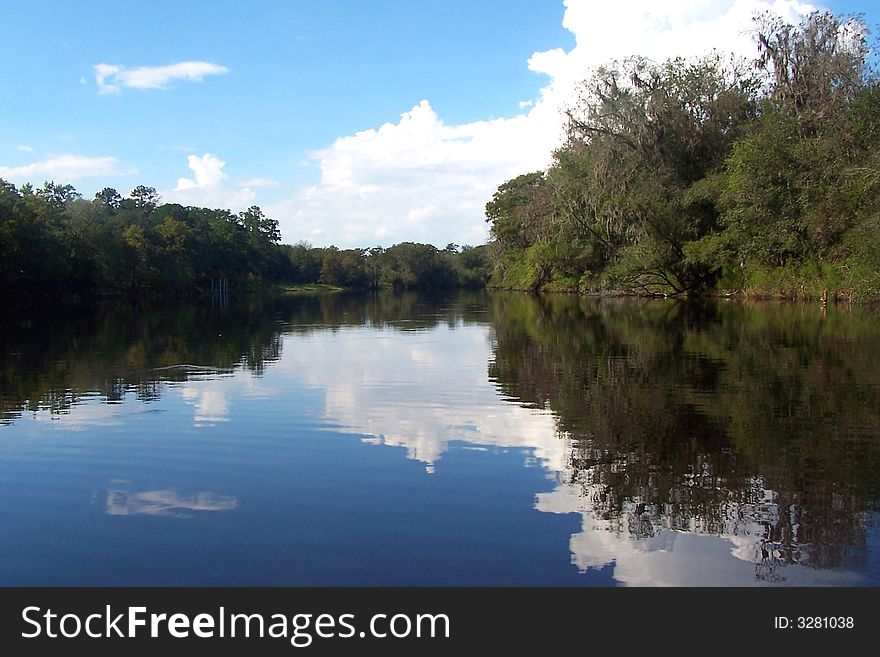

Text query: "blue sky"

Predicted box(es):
[1, 1, 876, 247]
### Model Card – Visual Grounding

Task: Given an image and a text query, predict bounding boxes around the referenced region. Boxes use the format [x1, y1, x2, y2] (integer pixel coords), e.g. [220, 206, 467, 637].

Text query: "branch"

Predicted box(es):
[566, 111, 640, 151]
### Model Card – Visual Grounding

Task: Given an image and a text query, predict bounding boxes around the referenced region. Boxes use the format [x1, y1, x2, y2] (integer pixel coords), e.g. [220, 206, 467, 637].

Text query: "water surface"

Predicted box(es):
[1, 292, 878, 585]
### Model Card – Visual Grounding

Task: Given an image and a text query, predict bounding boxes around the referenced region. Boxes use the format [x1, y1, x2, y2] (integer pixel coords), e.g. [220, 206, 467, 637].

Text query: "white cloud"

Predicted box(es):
[0, 154, 135, 183]
[94, 61, 229, 95]
[240, 177, 281, 188]
[16, 145, 34, 153]
[174, 153, 227, 191]
[270, 0, 816, 247]
[268, 100, 554, 247]
[162, 153, 257, 210]
[528, 0, 816, 101]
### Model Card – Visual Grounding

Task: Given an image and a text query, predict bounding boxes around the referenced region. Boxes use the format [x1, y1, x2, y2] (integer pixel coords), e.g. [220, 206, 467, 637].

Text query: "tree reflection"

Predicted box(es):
[0, 298, 283, 423]
[0, 291, 488, 425]
[4, 290, 878, 579]
[488, 293, 880, 574]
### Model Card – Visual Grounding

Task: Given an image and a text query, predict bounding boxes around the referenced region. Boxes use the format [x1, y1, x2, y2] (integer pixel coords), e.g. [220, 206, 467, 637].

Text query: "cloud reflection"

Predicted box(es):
[278, 321, 872, 585]
[33, 400, 126, 431]
[181, 384, 230, 426]
[536, 481, 865, 586]
[105, 480, 238, 518]
[278, 326, 563, 472]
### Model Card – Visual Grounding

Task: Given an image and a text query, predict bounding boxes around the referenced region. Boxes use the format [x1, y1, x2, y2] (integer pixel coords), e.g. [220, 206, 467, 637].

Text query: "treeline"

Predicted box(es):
[0, 182, 289, 299]
[284, 241, 490, 291]
[486, 11, 880, 301]
[0, 181, 490, 300]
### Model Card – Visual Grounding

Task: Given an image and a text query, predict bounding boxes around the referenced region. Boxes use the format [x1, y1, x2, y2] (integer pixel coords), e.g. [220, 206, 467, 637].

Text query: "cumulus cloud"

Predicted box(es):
[526, 0, 815, 108]
[94, 61, 229, 95]
[270, 0, 816, 247]
[162, 153, 257, 210]
[268, 100, 555, 246]
[0, 154, 135, 183]
[174, 153, 227, 191]
[16, 145, 34, 153]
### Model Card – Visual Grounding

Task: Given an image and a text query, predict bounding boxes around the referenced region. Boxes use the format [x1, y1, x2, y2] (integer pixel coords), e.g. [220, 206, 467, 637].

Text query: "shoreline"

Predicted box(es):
[486, 285, 879, 306]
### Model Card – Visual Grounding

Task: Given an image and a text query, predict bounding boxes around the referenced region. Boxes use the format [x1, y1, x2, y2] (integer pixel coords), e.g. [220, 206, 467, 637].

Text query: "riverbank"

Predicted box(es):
[279, 283, 345, 295]
[488, 278, 878, 304]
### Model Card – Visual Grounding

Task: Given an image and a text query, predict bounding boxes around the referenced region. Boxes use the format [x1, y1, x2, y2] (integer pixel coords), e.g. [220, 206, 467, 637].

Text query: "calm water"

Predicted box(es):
[1, 291, 879, 586]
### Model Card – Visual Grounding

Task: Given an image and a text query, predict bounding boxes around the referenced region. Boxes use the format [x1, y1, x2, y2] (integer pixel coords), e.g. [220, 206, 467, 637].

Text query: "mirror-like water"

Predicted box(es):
[1, 291, 878, 585]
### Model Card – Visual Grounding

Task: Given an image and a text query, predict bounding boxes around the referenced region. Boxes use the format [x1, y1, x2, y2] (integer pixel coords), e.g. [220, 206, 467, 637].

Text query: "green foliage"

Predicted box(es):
[485, 172, 552, 251]
[0, 172, 493, 300]
[455, 245, 492, 288]
[377, 242, 455, 290]
[836, 213, 880, 301]
[285, 242, 324, 283]
[488, 51, 759, 295]
[484, 10, 880, 301]
[281, 242, 493, 292]
[319, 247, 369, 288]
[0, 180, 294, 300]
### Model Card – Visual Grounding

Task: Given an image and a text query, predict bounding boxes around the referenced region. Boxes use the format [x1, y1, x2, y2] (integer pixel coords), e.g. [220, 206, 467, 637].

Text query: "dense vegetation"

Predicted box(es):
[486, 11, 880, 301]
[0, 182, 490, 301]
[285, 240, 490, 291]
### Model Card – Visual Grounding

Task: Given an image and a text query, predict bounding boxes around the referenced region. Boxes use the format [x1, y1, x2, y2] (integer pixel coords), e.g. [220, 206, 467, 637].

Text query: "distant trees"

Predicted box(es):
[486, 11, 880, 301]
[284, 242, 323, 283]
[285, 242, 491, 291]
[319, 247, 370, 288]
[0, 183, 291, 300]
[0, 180, 491, 300]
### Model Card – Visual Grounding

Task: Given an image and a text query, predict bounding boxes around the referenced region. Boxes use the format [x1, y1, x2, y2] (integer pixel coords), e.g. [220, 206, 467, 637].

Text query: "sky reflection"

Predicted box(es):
[2, 294, 877, 585]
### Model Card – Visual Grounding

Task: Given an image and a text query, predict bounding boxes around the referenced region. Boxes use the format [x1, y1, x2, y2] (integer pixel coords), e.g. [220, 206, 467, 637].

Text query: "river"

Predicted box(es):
[1, 291, 878, 585]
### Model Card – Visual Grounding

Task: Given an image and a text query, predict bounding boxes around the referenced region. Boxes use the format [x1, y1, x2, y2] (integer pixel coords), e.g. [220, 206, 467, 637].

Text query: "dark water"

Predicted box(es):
[1, 291, 878, 586]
